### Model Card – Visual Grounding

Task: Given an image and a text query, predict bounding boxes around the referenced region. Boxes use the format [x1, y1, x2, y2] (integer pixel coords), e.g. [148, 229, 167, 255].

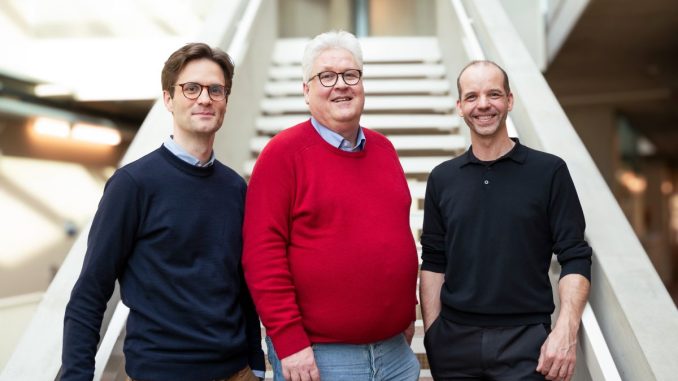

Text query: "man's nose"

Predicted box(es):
[197, 87, 212, 103]
[334, 75, 349, 89]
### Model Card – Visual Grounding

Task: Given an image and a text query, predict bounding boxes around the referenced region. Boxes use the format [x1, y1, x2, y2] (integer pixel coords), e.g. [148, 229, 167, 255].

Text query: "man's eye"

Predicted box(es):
[184, 83, 200, 93]
[320, 73, 336, 80]
[209, 85, 225, 95]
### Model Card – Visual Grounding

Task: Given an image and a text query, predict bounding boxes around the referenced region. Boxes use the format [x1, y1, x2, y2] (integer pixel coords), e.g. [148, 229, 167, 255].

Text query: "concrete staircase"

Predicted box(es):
[248, 36, 466, 380]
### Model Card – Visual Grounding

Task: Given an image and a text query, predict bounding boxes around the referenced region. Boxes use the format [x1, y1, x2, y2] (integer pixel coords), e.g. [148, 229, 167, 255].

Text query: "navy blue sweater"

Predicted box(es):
[421, 140, 592, 326]
[62, 146, 264, 381]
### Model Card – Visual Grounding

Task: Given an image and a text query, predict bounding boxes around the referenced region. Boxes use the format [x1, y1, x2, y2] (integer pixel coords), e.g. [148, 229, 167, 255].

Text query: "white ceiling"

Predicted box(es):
[0, 0, 218, 100]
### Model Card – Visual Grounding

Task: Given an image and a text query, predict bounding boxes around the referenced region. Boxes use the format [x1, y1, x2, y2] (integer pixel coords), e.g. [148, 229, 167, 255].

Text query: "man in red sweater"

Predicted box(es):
[243, 30, 420, 381]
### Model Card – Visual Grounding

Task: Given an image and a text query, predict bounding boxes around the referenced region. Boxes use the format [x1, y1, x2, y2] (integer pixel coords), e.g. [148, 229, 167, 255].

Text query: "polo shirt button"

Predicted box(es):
[484, 180, 489, 185]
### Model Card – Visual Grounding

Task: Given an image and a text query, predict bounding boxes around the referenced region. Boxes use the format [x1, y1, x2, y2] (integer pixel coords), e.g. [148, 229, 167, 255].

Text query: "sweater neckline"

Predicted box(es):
[303, 120, 368, 158]
[159, 145, 216, 177]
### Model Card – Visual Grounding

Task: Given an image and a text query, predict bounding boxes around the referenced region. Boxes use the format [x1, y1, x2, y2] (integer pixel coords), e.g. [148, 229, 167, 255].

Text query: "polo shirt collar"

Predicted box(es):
[460, 138, 526, 167]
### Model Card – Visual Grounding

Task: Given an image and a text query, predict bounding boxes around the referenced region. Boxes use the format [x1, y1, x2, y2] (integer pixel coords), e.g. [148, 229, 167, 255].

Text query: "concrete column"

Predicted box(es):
[562, 104, 619, 194]
[640, 161, 674, 283]
[369, 0, 435, 36]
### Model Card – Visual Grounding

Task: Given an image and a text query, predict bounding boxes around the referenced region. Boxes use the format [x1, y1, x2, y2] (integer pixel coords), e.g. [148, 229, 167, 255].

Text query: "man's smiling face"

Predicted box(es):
[457, 63, 513, 139]
[303, 48, 365, 136]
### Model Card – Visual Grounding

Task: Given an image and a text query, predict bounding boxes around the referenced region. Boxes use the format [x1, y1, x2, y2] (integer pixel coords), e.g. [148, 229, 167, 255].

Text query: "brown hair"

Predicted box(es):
[161, 42, 235, 98]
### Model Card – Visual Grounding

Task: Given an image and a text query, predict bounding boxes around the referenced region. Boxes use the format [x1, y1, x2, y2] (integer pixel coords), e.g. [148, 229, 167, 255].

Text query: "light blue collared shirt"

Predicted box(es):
[163, 136, 216, 167]
[311, 117, 366, 152]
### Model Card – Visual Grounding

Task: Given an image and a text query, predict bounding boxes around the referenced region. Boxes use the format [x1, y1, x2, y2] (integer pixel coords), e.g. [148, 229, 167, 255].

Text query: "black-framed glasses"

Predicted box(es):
[173, 82, 230, 101]
[308, 69, 362, 87]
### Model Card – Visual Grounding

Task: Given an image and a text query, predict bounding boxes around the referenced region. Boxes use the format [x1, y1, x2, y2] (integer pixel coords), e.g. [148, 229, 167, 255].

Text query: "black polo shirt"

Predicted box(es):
[421, 139, 592, 326]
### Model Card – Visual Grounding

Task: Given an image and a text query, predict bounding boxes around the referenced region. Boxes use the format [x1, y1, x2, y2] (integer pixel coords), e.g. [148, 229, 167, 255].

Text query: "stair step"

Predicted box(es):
[265, 78, 451, 96]
[399, 156, 451, 175]
[388, 135, 466, 151]
[256, 114, 460, 135]
[261, 95, 455, 114]
[411, 210, 423, 231]
[408, 180, 428, 201]
[270, 63, 447, 80]
[273, 36, 442, 65]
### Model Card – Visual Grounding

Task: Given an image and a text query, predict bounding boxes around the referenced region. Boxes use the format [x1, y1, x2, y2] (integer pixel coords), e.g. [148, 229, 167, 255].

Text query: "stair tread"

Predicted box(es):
[408, 180, 428, 199]
[270, 63, 447, 80]
[261, 95, 455, 114]
[273, 37, 442, 64]
[265, 79, 451, 96]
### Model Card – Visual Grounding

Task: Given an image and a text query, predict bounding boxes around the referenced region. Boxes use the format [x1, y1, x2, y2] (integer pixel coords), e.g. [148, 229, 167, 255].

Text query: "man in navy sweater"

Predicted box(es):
[420, 61, 592, 381]
[61, 43, 265, 381]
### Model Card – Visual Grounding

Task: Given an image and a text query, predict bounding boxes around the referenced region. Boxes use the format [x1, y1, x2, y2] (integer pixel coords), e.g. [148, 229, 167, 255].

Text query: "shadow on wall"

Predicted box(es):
[0, 156, 114, 297]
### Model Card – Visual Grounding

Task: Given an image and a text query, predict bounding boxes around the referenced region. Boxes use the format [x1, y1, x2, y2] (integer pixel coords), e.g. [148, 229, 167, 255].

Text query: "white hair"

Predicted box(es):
[301, 30, 363, 83]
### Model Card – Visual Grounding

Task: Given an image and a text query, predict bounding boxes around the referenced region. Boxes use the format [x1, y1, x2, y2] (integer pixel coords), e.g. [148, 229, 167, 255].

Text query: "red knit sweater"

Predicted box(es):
[243, 120, 418, 359]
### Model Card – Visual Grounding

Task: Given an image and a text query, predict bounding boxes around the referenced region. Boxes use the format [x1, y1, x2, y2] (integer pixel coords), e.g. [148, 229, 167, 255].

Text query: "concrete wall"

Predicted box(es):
[0, 293, 41, 369]
[561, 102, 676, 292]
[278, 0, 435, 37]
[370, 0, 435, 36]
[279, 0, 352, 37]
[0, 123, 124, 298]
[563, 104, 619, 193]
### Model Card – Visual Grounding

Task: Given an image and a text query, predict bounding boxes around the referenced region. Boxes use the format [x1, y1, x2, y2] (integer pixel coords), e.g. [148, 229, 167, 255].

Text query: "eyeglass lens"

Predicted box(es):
[178, 82, 227, 101]
[317, 70, 362, 87]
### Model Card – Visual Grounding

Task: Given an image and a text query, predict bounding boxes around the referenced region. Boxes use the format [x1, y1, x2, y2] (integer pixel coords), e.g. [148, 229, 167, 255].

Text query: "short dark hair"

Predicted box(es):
[456, 60, 510, 96]
[161, 42, 235, 98]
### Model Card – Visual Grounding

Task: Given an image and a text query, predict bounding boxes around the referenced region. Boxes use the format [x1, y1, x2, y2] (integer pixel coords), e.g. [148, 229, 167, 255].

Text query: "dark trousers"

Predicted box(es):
[424, 316, 549, 381]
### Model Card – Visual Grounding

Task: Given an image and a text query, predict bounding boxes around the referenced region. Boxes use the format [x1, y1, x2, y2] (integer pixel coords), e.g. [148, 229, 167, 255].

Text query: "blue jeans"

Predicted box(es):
[266, 334, 420, 381]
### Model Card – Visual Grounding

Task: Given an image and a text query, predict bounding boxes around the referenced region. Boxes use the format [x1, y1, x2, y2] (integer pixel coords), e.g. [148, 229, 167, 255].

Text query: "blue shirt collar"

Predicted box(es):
[163, 136, 216, 167]
[311, 117, 366, 152]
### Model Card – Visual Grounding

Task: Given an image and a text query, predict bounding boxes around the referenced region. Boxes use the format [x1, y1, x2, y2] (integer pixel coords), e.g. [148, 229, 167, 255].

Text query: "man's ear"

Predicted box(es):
[163, 90, 174, 113]
[303, 82, 310, 105]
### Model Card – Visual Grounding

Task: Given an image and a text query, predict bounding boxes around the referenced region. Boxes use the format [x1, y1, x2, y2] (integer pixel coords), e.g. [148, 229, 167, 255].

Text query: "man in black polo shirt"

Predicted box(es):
[420, 60, 592, 381]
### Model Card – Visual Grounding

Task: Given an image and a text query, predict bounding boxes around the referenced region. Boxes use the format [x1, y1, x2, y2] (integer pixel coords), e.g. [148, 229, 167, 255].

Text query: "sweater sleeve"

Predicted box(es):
[549, 163, 592, 281]
[61, 170, 140, 381]
[421, 169, 447, 273]
[238, 183, 266, 372]
[242, 140, 310, 360]
[239, 263, 266, 372]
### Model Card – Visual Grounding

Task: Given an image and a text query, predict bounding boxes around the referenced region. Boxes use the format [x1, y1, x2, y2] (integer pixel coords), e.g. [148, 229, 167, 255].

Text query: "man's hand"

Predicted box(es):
[281, 346, 320, 381]
[403, 321, 415, 345]
[536, 325, 577, 381]
[420, 270, 444, 332]
[536, 274, 589, 381]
